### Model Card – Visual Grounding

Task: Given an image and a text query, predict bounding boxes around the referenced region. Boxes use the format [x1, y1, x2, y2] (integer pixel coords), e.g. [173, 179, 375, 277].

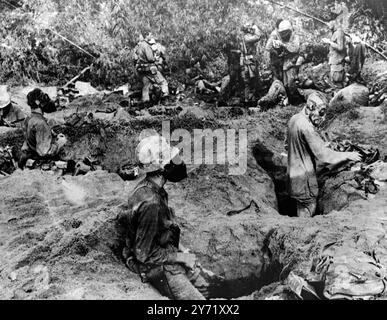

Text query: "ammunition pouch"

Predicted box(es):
[146, 265, 174, 298]
[136, 63, 157, 73]
[127, 261, 174, 299]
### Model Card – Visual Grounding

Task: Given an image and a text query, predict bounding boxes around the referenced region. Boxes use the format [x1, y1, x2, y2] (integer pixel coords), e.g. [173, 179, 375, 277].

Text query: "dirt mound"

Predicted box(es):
[0, 170, 163, 300]
[257, 182, 387, 300]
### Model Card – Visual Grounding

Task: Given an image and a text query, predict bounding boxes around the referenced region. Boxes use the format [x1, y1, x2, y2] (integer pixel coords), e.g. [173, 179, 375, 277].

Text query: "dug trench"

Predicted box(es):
[1, 95, 387, 300]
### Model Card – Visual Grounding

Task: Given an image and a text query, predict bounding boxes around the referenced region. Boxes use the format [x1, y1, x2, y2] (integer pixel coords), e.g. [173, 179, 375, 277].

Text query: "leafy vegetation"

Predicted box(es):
[0, 0, 386, 87]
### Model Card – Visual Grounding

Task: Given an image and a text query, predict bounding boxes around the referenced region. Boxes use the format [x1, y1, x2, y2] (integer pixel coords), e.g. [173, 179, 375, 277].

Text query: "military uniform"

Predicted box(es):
[287, 111, 351, 217]
[117, 177, 210, 300]
[223, 28, 261, 104]
[134, 40, 169, 104]
[266, 30, 300, 88]
[328, 28, 347, 87]
[19, 110, 61, 168]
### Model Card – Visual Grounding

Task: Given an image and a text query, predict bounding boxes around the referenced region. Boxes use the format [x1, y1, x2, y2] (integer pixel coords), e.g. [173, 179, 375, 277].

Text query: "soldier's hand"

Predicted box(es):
[177, 253, 197, 270]
[273, 40, 283, 49]
[346, 152, 362, 163]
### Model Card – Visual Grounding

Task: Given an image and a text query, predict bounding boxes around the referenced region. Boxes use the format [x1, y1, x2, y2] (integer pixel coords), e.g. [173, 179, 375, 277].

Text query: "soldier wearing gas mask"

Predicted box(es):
[19, 88, 66, 169]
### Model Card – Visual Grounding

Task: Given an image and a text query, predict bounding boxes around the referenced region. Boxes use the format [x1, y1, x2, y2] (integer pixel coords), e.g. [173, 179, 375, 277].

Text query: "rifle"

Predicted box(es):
[262, 0, 387, 61]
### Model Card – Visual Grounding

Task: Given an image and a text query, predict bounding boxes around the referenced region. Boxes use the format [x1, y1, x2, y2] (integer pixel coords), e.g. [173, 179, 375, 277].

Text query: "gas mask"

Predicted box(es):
[307, 101, 327, 128]
[279, 30, 292, 42]
[0, 104, 11, 118]
[27, 89, 57, 114]
[163, 160, 188, 183]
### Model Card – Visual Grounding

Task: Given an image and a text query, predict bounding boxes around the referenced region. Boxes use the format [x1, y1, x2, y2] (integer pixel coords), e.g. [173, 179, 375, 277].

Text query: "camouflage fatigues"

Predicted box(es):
[328, 28, 347, 87]
[134, 41, 169, 103]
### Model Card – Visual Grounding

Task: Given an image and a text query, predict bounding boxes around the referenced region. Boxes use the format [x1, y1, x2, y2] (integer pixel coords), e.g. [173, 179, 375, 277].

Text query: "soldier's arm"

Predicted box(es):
[302, 124, 349, 166]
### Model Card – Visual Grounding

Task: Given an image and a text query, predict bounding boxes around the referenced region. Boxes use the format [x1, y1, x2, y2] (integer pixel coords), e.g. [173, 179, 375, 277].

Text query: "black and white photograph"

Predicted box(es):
[0, 0, 386, 306]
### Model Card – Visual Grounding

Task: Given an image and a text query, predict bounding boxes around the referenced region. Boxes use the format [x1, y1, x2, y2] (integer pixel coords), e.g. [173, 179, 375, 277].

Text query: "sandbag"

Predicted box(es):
[330, 83, 369, 108]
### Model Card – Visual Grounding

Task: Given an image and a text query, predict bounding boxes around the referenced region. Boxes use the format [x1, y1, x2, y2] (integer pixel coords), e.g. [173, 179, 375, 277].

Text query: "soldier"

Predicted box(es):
[19, 89, 67, 169]
[287, 92, 361, 218]
[266, 20, 300, 91]
[151, 40, 168, 73]
[222, 24, 261, 106]
[0, 85, 26, 128]
[117, 135, 223, 300]
[322, 21, 347, 88]
[134, 34, 169, 107]
[347, 34, 366, 84]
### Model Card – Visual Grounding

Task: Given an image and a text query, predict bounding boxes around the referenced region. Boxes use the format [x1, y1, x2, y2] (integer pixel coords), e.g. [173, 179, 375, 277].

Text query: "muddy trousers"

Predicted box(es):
[146, 264, 209, 300]
[141, 71, 169, 103]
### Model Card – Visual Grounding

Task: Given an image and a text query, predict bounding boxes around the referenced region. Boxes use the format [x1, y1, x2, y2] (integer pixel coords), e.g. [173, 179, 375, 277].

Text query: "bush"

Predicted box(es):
[0, 0, 385, 87]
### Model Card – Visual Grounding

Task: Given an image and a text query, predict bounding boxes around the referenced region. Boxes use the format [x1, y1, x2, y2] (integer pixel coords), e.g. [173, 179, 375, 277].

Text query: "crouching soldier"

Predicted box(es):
[19, 89, 67, 169]
[134, 35, 169, 107]
[287, 92, 361, 218]
[0, 85, 26, 128]
[117, 135, 220, 300]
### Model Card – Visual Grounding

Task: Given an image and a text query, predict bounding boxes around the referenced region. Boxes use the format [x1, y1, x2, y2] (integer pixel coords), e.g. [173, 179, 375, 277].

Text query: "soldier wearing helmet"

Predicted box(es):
[117, 135, 222, 300]
[134, 34, 170, 106]
[0, 85, 26, 128]
[222, 23, 262, 106]
[266, 20, 301, 93]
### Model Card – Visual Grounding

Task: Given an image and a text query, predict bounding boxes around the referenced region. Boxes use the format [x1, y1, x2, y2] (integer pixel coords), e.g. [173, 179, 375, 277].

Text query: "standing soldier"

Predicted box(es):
[347, 34, 366, 84]
[222, 24, 261, 107]
[240, 24, 262, 107]
[266, 20, 301, 93]
[134, 34, 169, 107]
[266, 19, 284, 81]
[322, 21, 347, 89]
